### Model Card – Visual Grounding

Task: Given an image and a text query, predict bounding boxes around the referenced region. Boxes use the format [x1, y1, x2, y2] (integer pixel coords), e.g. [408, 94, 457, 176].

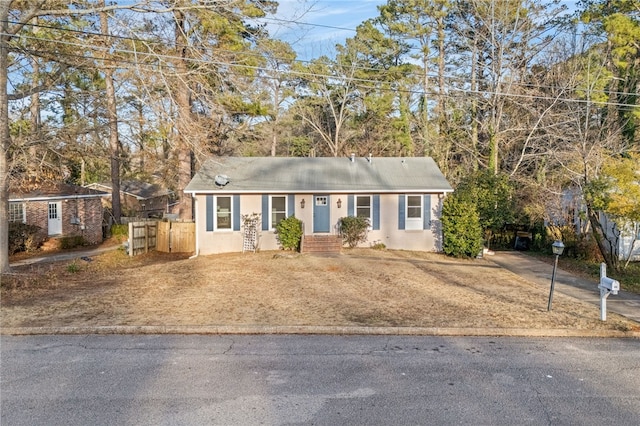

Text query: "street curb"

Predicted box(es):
[2, 325, 639, 338]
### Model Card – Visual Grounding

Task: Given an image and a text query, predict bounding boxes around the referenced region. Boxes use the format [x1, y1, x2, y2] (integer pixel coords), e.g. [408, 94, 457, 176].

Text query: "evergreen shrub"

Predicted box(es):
[441, 195, 483, 258]
[275, 216, 303, 251]
[339, 216, 369, 248]
[59, 235, 87, 249]
[8, 222, 45, 254]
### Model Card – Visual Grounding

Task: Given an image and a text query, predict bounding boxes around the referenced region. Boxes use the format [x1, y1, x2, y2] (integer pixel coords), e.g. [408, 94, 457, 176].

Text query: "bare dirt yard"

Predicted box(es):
[2, 248, 638, 335]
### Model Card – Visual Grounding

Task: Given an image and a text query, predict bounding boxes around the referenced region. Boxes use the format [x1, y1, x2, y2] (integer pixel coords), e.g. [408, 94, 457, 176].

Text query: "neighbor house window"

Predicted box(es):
[216, 196, 232, 230]
[9, 202, 25, 223]
[405, 195, 422, 230]
[271, 196, 287, 229]
[355, 195, 372, 227]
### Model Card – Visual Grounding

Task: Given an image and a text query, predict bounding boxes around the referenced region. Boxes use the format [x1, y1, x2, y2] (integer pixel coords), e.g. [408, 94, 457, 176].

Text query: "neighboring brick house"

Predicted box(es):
[85, 180, 176, 219]
[9, 182, 108, 245]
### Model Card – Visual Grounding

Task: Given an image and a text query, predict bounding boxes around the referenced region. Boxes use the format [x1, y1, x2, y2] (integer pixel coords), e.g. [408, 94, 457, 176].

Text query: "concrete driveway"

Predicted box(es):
[489, 251, 640, 323]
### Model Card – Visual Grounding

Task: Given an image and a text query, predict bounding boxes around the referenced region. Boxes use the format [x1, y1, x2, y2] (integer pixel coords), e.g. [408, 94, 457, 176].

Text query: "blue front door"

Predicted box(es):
[313, 195, 330, 233]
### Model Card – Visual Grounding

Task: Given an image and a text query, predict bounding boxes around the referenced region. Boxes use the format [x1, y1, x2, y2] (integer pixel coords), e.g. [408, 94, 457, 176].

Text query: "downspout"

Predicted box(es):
[189, 194, 200, 259]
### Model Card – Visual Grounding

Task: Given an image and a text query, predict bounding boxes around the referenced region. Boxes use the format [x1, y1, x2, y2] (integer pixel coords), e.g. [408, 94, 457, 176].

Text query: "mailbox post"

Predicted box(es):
[598, 263, 620, 321]
[547, 240, 565, 311]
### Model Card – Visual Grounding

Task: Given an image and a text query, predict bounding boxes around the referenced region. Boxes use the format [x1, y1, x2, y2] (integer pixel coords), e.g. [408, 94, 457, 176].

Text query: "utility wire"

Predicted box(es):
[11, 41, 638, 112]
[8, 30, 639, 110]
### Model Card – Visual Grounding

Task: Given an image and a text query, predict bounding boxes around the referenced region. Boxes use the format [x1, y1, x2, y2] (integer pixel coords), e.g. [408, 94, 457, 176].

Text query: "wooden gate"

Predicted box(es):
[156, 221, 195, 253]
[128, 221, 157, 256]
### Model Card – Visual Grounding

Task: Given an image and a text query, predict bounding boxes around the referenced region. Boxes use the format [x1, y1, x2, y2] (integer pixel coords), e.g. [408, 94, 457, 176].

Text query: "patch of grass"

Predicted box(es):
[615, 264, 640, 294]
[371, 241, 386, 250]
[67, 261, 80, 273]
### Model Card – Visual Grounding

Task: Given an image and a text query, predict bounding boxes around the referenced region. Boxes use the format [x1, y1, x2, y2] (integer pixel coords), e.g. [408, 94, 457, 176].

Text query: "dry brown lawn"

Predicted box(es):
[2, 248, 638, 334]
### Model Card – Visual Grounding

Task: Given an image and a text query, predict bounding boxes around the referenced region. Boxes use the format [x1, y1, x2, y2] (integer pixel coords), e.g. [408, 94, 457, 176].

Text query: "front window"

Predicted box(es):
[406, 195, 422, 230]
[216, 196, 232, 230]
[355, 195, 372, 227]
[271, 196, 286, 229]
[9, 202, 25, 223]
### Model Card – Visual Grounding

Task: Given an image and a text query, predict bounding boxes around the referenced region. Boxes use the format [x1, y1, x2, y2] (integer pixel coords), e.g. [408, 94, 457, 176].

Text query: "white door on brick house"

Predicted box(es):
[48, 201, 62, 235]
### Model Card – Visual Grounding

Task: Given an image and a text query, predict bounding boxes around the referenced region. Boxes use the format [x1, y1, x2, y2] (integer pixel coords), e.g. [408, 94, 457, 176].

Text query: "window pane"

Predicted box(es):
[217, 197, 231, 229]
[272, 196, 285, 212]
[356, 196, 371, 218]
[356, 197, 370, 207]
[48, 203, 58, 219]
[407, 196, 421, 218]
[271, 196, 286, 228]
[9, 203, 23, 223]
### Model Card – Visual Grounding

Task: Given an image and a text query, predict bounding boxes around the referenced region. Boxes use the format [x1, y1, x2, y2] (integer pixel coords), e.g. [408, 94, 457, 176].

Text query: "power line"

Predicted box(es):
[8, 29, 638, 109]
[11, 41, 637, 112]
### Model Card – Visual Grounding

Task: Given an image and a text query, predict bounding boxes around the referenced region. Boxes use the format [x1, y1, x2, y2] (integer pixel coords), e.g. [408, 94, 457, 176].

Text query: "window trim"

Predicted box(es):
[405, 195, 423, 230]
[270, 195, 287, 230]
[9, 202, 25, 223]
[355, 194, 372, 229]
[214, 195, 233, 231]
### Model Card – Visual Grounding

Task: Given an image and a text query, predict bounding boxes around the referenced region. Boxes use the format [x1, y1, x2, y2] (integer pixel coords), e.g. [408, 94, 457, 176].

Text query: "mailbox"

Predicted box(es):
[600, 276, 620, 295]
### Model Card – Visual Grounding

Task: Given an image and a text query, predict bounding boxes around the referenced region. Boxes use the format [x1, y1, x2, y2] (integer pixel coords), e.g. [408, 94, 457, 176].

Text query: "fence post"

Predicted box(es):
[128, 222, 133, 257]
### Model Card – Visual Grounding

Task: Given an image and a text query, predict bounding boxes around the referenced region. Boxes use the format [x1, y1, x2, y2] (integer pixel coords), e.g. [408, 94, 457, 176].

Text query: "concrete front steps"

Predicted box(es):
[301, 235, 342, 254]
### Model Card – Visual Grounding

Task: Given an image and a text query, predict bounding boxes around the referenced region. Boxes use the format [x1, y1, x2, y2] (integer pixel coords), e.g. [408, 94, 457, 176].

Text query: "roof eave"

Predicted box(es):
[9, 193, 109, 202]
[185, 188, 454, 195]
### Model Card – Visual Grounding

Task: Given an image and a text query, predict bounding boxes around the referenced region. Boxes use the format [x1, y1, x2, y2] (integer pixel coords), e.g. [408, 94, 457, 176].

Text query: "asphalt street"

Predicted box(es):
[2, 334, 639, 425]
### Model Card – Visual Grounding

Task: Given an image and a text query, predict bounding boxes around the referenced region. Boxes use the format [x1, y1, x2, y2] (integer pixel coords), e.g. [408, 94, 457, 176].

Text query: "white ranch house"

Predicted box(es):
[184, 156, 453, 255]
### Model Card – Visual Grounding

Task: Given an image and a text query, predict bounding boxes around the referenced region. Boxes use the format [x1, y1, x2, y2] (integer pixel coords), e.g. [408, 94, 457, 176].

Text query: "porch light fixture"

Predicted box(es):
[547, 240, 565, 311]
[337, 198, 342, 208]
[300, 199, 305, 209]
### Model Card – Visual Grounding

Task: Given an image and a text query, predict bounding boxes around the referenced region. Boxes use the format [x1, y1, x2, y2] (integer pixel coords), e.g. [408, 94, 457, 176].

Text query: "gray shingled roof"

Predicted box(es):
[185, 156, 453, 194]
[10, 182, 108, 200]
[87, 180, 173, 199]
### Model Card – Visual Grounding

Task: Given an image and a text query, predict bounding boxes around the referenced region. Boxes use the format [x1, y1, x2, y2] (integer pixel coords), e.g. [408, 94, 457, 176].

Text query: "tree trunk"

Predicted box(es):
[470, 37, 479, 171]
[174, 11, 193, 221]
[100, 3, 122, 224]
[587, 208, 620, 272]
[422, 54, 430, 156]
[29, 52, 40, 178]
[1, 3, 11, 273]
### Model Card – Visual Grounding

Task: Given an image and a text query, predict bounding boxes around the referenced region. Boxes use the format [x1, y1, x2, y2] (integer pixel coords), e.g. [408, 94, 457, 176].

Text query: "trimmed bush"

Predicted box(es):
[59, 235, 87, 249]
[8, 223, 45, 255]
[275, 215, 303, 251]
[339, 216, 369, 248]
[441, 195, 483, 258]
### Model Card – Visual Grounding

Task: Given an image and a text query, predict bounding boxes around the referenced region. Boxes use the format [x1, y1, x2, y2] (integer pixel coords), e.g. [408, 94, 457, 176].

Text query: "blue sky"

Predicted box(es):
[264, 0, 385, 60]
[263, 0, 581, 61]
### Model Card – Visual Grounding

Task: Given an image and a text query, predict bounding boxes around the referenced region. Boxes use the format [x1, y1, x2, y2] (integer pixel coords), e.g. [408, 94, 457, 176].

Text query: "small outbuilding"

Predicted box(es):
[9, 182, 108, 245]
[85, 179, 176, 219]
[185, 156, 453, 255]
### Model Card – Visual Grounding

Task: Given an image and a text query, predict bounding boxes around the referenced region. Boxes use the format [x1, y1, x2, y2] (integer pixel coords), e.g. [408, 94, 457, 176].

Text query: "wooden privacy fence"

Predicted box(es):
[157, 221, 195, 253]
[128, 221, 157, 256]
[128, 221, 195, 256]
